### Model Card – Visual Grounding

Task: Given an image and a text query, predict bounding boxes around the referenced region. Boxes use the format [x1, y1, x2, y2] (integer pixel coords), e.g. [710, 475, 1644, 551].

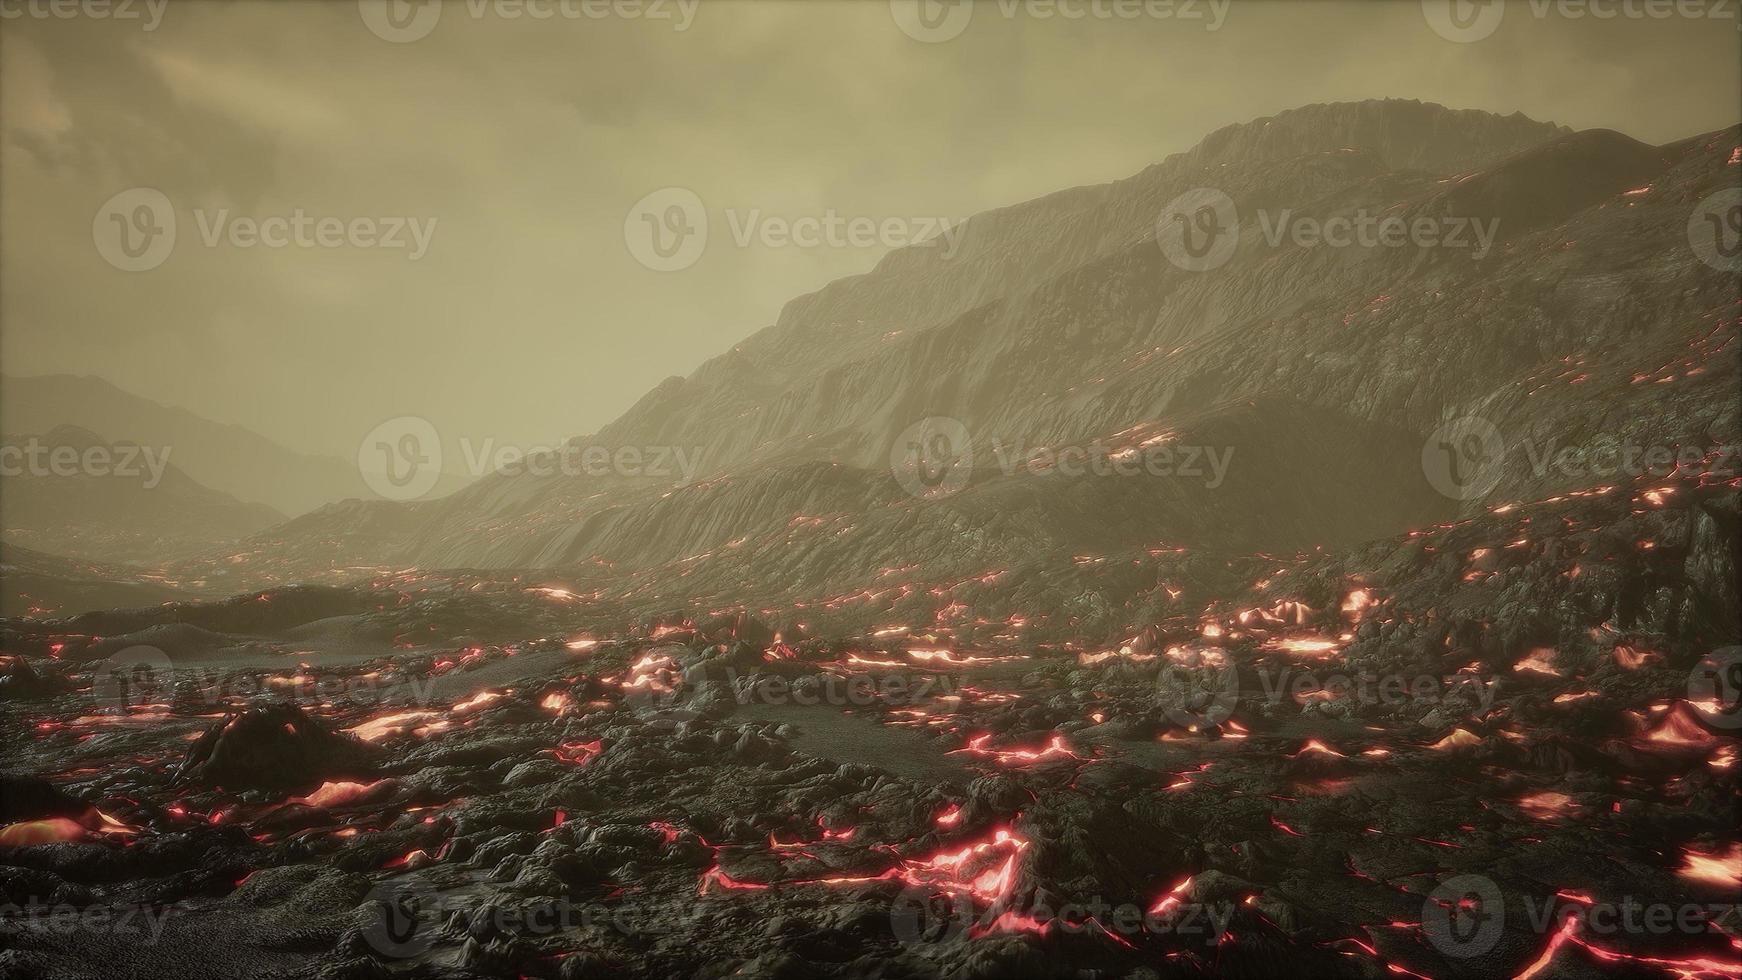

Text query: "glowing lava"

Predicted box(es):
[949, 733, 1082, 766]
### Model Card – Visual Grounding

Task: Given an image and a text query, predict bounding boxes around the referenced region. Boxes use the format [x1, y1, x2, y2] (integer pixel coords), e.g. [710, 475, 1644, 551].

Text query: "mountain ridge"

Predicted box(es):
[188, 103, 1739, 606]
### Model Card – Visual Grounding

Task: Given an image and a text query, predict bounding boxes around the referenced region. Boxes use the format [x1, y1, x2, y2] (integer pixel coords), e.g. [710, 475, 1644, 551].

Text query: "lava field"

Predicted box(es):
[2, 22, 1740, 979]
[3, 464, 1738, 980]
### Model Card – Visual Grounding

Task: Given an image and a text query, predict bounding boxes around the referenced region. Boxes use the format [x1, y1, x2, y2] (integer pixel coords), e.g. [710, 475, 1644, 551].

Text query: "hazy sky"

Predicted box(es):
[3, 0, 1737, 459]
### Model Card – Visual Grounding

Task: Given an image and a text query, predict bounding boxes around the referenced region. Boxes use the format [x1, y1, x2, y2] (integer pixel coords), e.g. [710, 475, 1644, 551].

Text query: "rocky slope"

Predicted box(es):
[231, 102, 1737, 612]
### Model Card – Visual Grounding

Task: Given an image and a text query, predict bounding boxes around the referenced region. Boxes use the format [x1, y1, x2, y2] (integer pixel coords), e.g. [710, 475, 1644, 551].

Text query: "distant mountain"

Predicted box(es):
[0, 425, 285, 563]
[0, 373, 364, 517]
[0, 541, 199, 618]
[198, 101, 1742, 614]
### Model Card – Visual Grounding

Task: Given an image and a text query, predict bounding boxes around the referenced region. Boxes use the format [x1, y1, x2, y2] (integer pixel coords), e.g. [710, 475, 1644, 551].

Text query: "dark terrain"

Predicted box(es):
[1, 101, 1738, 980]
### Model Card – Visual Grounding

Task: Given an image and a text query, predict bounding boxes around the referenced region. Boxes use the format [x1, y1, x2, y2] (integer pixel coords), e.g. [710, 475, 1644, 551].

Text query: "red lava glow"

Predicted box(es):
[1428, 729, 1482, 751]
[691, 825, 1035, 928]
[291, 780, 388, 808]
[1637, 703, 1720, 750]
[1517, 791, 1576, 821]
[1078, 647, 1156, 666]
[699, 865, 773, 894]
[905, 828, 1030, 906]
[934, 804, 963, 827]
[1514, 914, 1581, 980]
[1644, 706, 1714, 751]
[540, 691, 574, 714]
[1261, 636, 1343, 659]
[1514, 912, 1742, 980]
[1164, 644, 1228, 668]
[949, 733, 1082, 766]
[623, 652, 680, 694]
[906, 648, 1025, 666]
[1678, 843, 1742, 889]
[345, 709, 449, 742]
[0, 817, 87, 846]
[383, 847, 435, 870]
[1290, 739, 1346, 759]
[843, 654, 908, 668]
[451, 689, 505, 715]
[1513, 648, 1563, 677]
[553, 739, 604, 765]
[1149, 876, 1193, 917]
[1240, 599, 1315, 627]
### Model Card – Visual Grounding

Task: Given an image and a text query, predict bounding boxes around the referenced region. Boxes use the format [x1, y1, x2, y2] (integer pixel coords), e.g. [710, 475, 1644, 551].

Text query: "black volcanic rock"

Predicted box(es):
[176, 702, 382, 791]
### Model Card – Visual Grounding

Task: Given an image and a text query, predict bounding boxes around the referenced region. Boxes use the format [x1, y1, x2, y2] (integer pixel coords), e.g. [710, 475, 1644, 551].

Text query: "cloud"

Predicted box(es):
[2, 0, 1736, 470]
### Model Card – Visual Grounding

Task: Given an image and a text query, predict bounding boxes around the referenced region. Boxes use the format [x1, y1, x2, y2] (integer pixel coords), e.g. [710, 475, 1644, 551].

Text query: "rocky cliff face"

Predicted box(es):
[598, 99, 1574, 467]
[240, 102, 1739, 613]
